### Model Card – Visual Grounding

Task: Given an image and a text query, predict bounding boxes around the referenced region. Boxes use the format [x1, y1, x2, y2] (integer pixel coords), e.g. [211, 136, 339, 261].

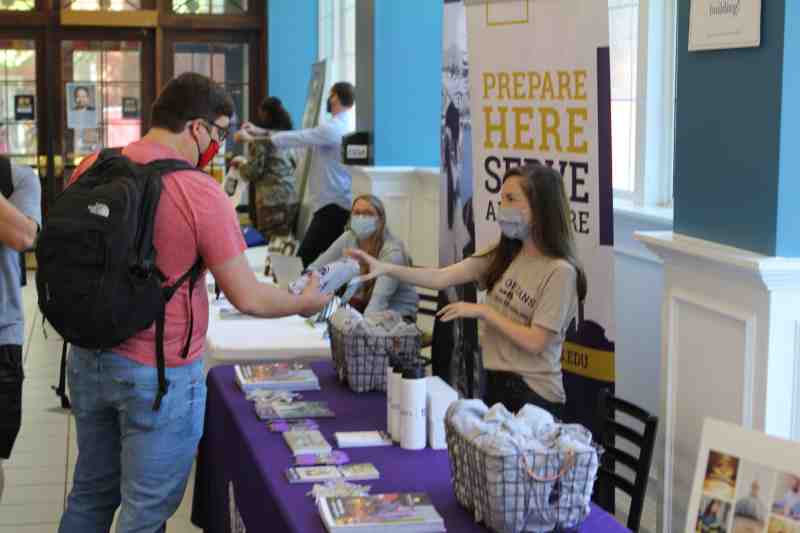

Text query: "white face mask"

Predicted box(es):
[497, 206, 530, 241]
[350, 215, 379, 239]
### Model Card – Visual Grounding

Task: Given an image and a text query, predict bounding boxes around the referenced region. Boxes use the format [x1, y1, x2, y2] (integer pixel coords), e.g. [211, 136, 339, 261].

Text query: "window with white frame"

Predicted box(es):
[318, 0, 356, 131]
[608, 0, 676, 208]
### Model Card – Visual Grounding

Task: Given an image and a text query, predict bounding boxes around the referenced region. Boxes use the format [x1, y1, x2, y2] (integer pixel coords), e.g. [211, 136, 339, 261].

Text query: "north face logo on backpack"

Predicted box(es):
[87, 202, 110, 218]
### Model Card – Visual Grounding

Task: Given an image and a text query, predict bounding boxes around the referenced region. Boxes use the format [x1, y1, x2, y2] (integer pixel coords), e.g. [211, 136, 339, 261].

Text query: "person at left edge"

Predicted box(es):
[0, 158, 40, 505]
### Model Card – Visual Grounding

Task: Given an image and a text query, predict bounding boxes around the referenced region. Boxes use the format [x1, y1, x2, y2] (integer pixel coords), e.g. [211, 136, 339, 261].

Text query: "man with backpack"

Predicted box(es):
[46, 73, 330, 533]
[0, 158, 40, 504]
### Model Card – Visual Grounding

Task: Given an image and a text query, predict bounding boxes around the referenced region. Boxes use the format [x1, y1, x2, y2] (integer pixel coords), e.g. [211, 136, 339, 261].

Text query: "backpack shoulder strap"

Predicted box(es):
[144, 158, 196, 176]
[0, 155, 12, 199]
[152, 256, 204, 411]
[92, 147, 125, 169]
[139, 158, 206, 411]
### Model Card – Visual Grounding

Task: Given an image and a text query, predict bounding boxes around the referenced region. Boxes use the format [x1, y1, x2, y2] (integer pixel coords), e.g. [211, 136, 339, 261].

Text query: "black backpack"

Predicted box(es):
[0, 156, 28, 287]
[36, 148, 205, 410]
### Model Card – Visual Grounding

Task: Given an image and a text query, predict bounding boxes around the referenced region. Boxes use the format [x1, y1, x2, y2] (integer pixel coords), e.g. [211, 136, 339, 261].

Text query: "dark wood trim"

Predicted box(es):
[163, 29, 259, 43]
[154, 26, 164, 92]
[155, 0, 167, 91]
[159, 14, 261, 31]
[140, 31, 156, 132]
[250, 29, 262, 119]
[0, 12, 52, 26]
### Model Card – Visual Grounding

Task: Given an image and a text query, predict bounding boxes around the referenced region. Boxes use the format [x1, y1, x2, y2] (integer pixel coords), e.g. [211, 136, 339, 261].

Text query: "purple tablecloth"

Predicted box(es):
[191, 363, 630, 533]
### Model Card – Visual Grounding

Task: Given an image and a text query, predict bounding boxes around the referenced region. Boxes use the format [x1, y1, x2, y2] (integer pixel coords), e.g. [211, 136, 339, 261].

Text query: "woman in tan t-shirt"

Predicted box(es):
[348, 163, 586, 418]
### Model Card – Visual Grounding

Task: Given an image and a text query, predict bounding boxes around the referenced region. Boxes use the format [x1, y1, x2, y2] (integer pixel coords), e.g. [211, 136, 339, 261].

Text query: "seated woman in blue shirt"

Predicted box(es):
[309, 194, 419, 320]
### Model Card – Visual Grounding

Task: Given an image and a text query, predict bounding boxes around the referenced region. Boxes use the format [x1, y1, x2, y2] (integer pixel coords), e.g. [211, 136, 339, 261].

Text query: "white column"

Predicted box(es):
[635, 230, 800, 532]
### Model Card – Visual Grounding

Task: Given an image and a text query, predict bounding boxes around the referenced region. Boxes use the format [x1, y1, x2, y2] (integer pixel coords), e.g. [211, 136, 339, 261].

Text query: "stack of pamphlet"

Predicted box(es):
[255, 401, 335, 421]
[285, 463, 380, 484]
[334, 431, 393, 448]
[283, 430, 332, 456]
[318, 493, 446, 533]
[234, 362, 320, 393]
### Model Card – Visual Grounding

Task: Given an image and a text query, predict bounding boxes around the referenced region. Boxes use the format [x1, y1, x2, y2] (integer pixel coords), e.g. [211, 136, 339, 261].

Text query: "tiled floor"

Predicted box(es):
[1, 279, 658, 532]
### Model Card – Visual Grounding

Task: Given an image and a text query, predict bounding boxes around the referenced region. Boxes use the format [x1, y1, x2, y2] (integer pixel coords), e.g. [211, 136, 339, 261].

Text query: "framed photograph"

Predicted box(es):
[14, 95, 35, 121]
[689, 0, 761, 52]
[66, 82, 99, 130]
[122, 97, 139, 119]
[686, 419, 800, 533]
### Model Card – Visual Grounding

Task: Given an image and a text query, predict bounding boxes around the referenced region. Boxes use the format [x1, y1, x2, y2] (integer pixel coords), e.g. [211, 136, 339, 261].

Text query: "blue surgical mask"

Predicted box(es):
[350, 215, 379, 239]
[497, 206, 530, 241]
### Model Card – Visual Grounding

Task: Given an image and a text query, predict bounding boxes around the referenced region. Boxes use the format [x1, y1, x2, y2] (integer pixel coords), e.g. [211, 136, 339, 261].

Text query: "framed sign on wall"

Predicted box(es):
[689, 0, 761, 51]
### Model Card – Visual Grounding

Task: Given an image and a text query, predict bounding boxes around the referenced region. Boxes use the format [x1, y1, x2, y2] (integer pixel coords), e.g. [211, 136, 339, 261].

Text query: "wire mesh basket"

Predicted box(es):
[445, 416, 600, 533]
[328, 321, 422, 393]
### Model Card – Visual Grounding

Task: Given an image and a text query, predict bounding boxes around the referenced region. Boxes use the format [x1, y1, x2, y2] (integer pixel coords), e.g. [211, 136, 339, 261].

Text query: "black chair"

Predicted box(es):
[592, 388, 658, 532]
[417, 288, 438, 348]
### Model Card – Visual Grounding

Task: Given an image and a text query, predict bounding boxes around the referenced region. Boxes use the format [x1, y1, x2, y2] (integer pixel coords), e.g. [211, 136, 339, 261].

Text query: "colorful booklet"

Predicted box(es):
[235, 362, 320, 392]
[283, 429, 332, 456]
[268, 419, 320, 433]
[338, 463, 380, 481]
[295, 450, 350, 467]
[318, 493, 446, 532]
[286, 463, 379, 484]
[334, 431, 393, 448]
[255, 401, 336, 421]
[286, 465, 342, 484]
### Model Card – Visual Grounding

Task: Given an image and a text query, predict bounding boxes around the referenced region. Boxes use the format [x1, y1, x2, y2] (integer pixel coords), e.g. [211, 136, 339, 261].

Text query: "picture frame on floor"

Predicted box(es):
[686, 418, 800, 533]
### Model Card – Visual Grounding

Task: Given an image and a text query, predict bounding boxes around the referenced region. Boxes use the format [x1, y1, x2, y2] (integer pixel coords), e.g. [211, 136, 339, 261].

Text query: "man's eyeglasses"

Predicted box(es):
[194, 118, 230, 143]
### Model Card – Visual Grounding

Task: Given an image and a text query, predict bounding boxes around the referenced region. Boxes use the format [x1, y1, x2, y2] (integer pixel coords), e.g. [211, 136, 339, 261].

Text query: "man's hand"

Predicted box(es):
[298, 273, 331, 318]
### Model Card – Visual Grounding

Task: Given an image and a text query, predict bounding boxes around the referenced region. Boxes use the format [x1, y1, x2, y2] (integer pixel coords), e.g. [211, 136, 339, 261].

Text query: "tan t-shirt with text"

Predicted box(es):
[470, 252, 578, 403]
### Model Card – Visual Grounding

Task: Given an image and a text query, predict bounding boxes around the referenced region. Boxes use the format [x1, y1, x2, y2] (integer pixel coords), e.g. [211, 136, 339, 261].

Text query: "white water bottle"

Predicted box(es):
[400, 364, 427, 450]
[389, 365, 404, 442]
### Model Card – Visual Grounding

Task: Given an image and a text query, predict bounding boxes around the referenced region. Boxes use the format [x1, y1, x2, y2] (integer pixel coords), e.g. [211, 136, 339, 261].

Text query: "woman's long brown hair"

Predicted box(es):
[481, 164, 587, 304]
[352, 194, 388, 302]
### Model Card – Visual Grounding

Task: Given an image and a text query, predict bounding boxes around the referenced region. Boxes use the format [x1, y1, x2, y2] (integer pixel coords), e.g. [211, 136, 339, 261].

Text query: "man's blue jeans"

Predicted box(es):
[59, 346, 206, 533]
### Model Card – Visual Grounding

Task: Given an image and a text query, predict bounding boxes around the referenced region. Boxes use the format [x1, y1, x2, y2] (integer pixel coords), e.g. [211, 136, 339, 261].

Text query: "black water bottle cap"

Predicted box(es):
[402, 364, 425, 380]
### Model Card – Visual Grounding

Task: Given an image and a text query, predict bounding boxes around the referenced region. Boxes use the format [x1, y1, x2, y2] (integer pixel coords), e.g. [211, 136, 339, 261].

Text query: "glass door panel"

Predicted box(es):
[0, 40, 37, 169]
[61, 40, 143, 170]
[172, 0, 247, 15]
[64, 0, 143, 10]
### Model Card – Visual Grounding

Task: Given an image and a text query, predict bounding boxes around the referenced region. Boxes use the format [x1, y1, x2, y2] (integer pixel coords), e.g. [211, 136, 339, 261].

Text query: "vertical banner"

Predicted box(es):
[465, 0, 615, 427]
[294, 60, 327, 240]
[438, 0, 482, 397]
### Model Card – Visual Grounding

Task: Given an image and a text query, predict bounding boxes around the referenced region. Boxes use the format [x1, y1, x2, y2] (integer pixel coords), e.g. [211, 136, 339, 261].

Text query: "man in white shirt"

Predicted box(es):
[269, 82, 355, 267]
